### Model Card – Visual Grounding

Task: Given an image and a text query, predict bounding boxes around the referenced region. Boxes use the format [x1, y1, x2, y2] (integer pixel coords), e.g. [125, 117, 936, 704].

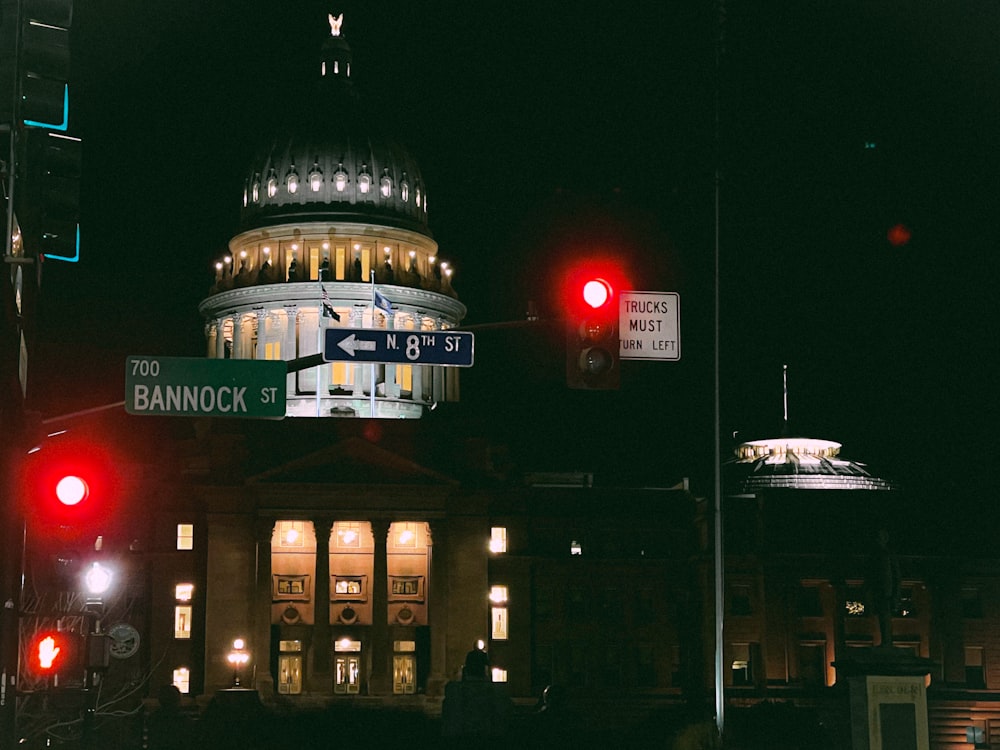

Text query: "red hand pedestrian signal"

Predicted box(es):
[38, 636, 61, 670]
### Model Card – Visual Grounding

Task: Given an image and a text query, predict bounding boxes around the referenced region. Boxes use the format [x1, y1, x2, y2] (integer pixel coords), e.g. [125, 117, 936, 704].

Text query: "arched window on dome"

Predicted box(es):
[334, 164, 348, 193]
[414, 184, 422, 208]
[358, 165, 372, 195]
[286, 167, 299, 195]
[251, 175, 260, 203]
[242, 183, 248, 208]
[309, 162, 323, 192]
[267, 170, 278, 198]
[380, 170, 392, 198]
[400, 175, 409, 203]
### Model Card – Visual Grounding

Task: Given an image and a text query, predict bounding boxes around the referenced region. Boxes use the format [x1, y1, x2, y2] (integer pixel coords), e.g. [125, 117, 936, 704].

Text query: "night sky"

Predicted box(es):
[31, 2, 1000, 503]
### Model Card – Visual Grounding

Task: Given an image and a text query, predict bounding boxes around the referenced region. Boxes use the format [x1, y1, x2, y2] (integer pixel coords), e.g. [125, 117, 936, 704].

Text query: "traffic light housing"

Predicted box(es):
[20, 435, 118, 535]
[566, 274, 620, 390]
[18, 129, 82, 262]
[27, 629, 80, 678]
[19, 0, 74, 130]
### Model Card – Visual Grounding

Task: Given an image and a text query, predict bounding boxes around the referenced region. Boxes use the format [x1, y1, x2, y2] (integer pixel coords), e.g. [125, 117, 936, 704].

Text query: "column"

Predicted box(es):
[254, 312, 264, 360]
[253, 518, 275, 697]
[284, 306, 297, 395]
[214, 321, 226, 359]
[312, 519, 333, 683]
[368, 519, 390, 695]
[426, 519, 449, 696]
[231, 313, 243, 358]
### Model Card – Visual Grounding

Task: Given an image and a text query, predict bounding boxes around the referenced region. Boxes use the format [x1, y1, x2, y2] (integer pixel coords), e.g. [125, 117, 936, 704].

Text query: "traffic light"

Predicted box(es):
[566, 274, 620, 390]
[18, 128, 82, 262]
[27, 629, 80, 677]
[19, 0, 74, 130]
[20, 435, 118, 533]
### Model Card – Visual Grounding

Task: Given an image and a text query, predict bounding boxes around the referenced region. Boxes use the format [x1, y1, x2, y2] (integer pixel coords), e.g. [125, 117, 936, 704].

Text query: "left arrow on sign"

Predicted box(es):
[337, 334, 377, 357]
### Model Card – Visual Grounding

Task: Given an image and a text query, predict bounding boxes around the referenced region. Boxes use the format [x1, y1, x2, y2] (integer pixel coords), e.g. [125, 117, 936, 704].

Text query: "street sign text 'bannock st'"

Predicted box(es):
[125, 356, 287, 418]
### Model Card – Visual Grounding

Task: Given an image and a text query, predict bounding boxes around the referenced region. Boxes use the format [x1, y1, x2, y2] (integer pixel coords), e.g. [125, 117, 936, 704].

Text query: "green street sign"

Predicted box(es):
[125, 356, 286, 419]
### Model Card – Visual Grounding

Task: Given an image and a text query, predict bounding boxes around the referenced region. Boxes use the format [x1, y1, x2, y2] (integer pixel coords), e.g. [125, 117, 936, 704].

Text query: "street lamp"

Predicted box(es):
[228, 638, 250, 687]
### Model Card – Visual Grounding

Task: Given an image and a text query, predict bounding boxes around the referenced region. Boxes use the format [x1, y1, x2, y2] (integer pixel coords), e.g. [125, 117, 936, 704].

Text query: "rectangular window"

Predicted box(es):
[796, 585, 823, 617]
[172, 667, 190, 694]
[277, 521, 305, 548]
[896, 587, 916, 617]
[308, 245, 320, 281]
[395, 364, 413, 394]
[335, 522, 361, 548]
[798, 643, 827, 686]
[264, 341, 281, 360]
[491, 667, 508, 683]
[962, 588, 984, 619]
[489, 527, 507, 554]
[176, 524, 194, 551]
[844, 585, 867, 617]
[175, 583, 194, 602]
[731, 643, 757, 687]
[966, 646, 986, 689]
[174, 605, 192, 639]
[491, 606, 508, 640]
[489, 585, 508, 604]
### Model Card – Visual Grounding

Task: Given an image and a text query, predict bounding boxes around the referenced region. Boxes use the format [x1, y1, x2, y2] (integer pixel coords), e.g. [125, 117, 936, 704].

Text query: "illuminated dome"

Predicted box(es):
[199, 14, 464, 419]
[239, 18, 430, 236]
[727, 436, 895, 492]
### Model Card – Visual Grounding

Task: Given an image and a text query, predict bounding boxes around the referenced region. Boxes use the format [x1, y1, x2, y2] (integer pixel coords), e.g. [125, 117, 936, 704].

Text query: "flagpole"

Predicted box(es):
[317, 282, 323, 417]
[369, 271, 377, 418]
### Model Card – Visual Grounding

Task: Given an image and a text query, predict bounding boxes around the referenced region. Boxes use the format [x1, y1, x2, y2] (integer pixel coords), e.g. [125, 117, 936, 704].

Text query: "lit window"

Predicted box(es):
[570, 540, 582, 556]
[172, 667, 190, 694]
[309, 162, 323, 192]
[334, 164, 348, 192]
[491, 606, 508, 640]
[175, 583, 194, 602]
[489, 527, 507, 554]
[380, 171, 392, 197]
[845, 600, 866, 616]
[400, 177, 409, 202]
[286, 168, 299, 194]
[242, 184, 248, 207]
[491, 667, 508, 683]
[395, 522, 417, 548]
[174, 605, 192, 639]
[489, 585, 508, 604]
[278, 521, 305, 548]
[335, 638, 362, 653]
[394, 640, 416, 652]
[358, 167, 371, 194]
[415, 185, 422, 207]
[251, 177, 260, 203]
[336, 522, 360, 548]
[731, 643, 757, 686]
[266, 170, 278, 198]
[177, 524, 194, 551]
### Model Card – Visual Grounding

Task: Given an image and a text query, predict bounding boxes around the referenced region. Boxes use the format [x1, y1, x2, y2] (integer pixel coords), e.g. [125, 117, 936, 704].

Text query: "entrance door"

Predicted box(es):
[393, 655, 416, 694]
[277, 655, 302, 695]
[334, 656, 361, 694]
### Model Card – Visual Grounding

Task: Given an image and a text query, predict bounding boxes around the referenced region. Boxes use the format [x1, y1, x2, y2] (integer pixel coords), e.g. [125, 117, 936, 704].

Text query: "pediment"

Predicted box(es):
[246, 436, 457, 486]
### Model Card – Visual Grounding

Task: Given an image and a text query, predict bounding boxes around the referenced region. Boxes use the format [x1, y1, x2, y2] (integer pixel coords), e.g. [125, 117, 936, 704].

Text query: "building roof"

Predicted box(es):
[726, 435, 896, 493]
[239, 15, 431, 236]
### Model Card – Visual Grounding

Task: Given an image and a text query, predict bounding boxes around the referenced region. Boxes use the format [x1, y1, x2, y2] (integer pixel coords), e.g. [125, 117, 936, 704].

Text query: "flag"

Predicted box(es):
[373, 286, 393, 313]
[321, 285, 340, 320]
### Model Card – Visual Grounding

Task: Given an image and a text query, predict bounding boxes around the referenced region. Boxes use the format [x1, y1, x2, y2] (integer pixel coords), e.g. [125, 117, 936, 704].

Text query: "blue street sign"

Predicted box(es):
[324, 329, 474, 367]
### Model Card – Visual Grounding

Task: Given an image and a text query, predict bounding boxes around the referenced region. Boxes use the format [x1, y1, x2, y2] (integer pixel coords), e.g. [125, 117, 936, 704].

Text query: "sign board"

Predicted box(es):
[125, 356, 286, 418]
[324, 329, 474, 367]
[619, 291, 680, 361]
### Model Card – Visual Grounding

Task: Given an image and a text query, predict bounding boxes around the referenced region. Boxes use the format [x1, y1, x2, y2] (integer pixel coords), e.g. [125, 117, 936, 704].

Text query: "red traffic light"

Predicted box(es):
[55, 475, 88, 506]
[582, 278, 612, 309]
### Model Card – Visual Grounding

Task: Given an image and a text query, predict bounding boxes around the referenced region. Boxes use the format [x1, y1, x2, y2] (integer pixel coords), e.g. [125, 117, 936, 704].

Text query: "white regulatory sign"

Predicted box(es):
[619, 291, 680, 361]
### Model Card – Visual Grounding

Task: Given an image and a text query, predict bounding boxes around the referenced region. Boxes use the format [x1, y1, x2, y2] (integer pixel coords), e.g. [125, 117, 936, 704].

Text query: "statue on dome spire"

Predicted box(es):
[329, 13, 344, 37]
